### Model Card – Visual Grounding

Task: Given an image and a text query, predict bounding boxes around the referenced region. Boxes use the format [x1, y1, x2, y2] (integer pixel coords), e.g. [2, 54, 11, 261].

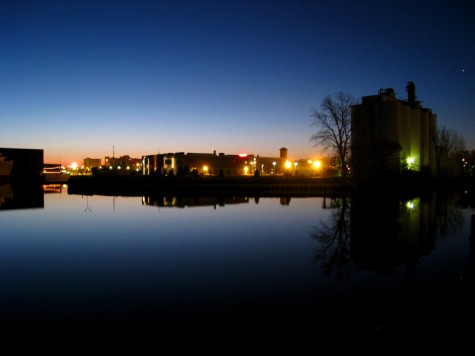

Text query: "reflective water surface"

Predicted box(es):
[1, 183, 474, 349]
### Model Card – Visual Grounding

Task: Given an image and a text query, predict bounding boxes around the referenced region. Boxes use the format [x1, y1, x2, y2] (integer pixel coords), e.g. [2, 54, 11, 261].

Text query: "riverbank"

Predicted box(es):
[66, 174, 475, 198]
[67, 175, 355, 197]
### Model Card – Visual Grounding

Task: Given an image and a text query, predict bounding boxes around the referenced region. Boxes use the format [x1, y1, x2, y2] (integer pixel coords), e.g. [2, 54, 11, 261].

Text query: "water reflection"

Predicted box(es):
[433, 191, 465, 241]
[0, 183, 44, 210]
[43, 183, 66, 194]
[311, 192, 467, 280]
[141, 194, 294, 208]
[310, 196, 352, 279]
[2, 185, 474, 349]
[142, 195, 250, 208]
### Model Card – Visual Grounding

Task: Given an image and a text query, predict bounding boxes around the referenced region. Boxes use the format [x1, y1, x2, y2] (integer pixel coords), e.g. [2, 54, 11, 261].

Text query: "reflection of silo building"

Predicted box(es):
[351, 82, 436, 179]
[350, 193, 436, 278]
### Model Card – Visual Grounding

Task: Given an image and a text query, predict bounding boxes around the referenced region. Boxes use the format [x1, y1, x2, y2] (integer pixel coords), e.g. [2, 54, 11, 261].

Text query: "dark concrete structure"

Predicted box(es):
[0, 147, 44, 182]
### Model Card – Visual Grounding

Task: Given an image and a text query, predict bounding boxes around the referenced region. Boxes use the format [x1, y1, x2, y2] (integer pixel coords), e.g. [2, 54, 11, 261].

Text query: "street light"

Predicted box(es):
[272, 161, 276, 174]
[293, 161, 298, 174]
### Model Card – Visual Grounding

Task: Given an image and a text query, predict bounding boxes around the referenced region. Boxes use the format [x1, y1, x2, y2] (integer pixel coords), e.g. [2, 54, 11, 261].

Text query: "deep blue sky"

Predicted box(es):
[1, 0, 474, 164]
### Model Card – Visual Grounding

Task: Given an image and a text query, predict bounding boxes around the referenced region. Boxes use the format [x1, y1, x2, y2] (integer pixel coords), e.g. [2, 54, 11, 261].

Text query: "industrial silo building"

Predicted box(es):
[351, 82, 436, 180]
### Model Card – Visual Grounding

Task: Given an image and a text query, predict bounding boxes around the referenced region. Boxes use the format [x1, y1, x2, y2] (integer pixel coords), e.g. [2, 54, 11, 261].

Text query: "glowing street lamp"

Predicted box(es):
[272, 161, 276, 174]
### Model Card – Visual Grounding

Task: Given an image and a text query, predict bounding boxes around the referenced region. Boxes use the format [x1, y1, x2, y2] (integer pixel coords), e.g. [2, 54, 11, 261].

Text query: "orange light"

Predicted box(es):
[238, 153, 248, 157]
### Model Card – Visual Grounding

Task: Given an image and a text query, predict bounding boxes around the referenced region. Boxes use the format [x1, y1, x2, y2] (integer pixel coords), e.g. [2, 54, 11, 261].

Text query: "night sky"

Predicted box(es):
[1, 0, 474, 164]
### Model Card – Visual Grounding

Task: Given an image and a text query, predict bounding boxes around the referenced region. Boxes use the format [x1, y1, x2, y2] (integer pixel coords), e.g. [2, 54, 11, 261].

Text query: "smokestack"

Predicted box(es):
[406, 81, 416, 103]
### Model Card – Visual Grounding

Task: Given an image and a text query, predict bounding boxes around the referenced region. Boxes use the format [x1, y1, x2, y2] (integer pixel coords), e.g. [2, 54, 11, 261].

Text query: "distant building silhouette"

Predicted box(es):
[104, 155, 141, 171]
[351, 82, 436, 179]
[142, 147, 298, 177]
[83, 158, 101, 171]
[143, 151, 254, 176]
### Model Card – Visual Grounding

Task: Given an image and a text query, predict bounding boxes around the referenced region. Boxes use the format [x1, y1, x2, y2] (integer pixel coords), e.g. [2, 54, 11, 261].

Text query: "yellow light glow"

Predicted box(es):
[407, 157, 415, 165]
[285, 160, 291, 169]
[406, 201, 414, 209]
[70, 162, 78, 170]
[203, 165, 208, 173]
[313, 160, 321, 169]
[243, 165, 249, 174]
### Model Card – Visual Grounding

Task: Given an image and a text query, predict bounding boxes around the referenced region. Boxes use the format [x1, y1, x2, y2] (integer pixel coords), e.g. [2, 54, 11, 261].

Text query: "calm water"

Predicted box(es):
[1, 183, 474, 346]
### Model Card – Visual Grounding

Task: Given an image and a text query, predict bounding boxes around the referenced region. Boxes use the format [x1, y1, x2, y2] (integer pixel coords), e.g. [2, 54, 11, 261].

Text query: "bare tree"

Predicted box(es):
[310, 92, 355, 177]
[434, 126, 466, 177]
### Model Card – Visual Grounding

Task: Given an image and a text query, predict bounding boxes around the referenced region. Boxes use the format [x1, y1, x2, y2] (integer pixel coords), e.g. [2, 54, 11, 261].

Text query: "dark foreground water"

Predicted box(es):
[1, 183, 474, 352]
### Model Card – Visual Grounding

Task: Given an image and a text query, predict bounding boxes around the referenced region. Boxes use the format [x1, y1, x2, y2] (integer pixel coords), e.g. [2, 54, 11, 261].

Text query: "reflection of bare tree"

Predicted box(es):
[310, 197, 354, 279]
[433, 192, 465, 241]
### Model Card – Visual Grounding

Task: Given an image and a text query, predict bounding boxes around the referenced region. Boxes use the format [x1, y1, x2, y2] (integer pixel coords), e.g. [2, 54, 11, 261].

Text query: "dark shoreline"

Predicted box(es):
[67, 175, 355, 197]
[66, 174, 475, 198]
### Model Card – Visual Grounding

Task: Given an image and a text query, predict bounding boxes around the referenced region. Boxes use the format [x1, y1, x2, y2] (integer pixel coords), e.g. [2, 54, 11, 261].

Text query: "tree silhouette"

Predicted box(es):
[434, 126, 466, 178]
[310, 92, 355, 177]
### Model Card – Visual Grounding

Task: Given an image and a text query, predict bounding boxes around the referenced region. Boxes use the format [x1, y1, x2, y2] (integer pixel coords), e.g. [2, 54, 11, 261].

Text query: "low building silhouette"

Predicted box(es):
[84, 158, 101, 172]
[142, 148, 291, 177]
[104, 155, 142, 171]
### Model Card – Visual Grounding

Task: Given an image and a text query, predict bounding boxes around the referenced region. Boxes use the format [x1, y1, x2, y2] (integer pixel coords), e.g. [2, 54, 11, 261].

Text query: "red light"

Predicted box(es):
[238, 153, 248, 157]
